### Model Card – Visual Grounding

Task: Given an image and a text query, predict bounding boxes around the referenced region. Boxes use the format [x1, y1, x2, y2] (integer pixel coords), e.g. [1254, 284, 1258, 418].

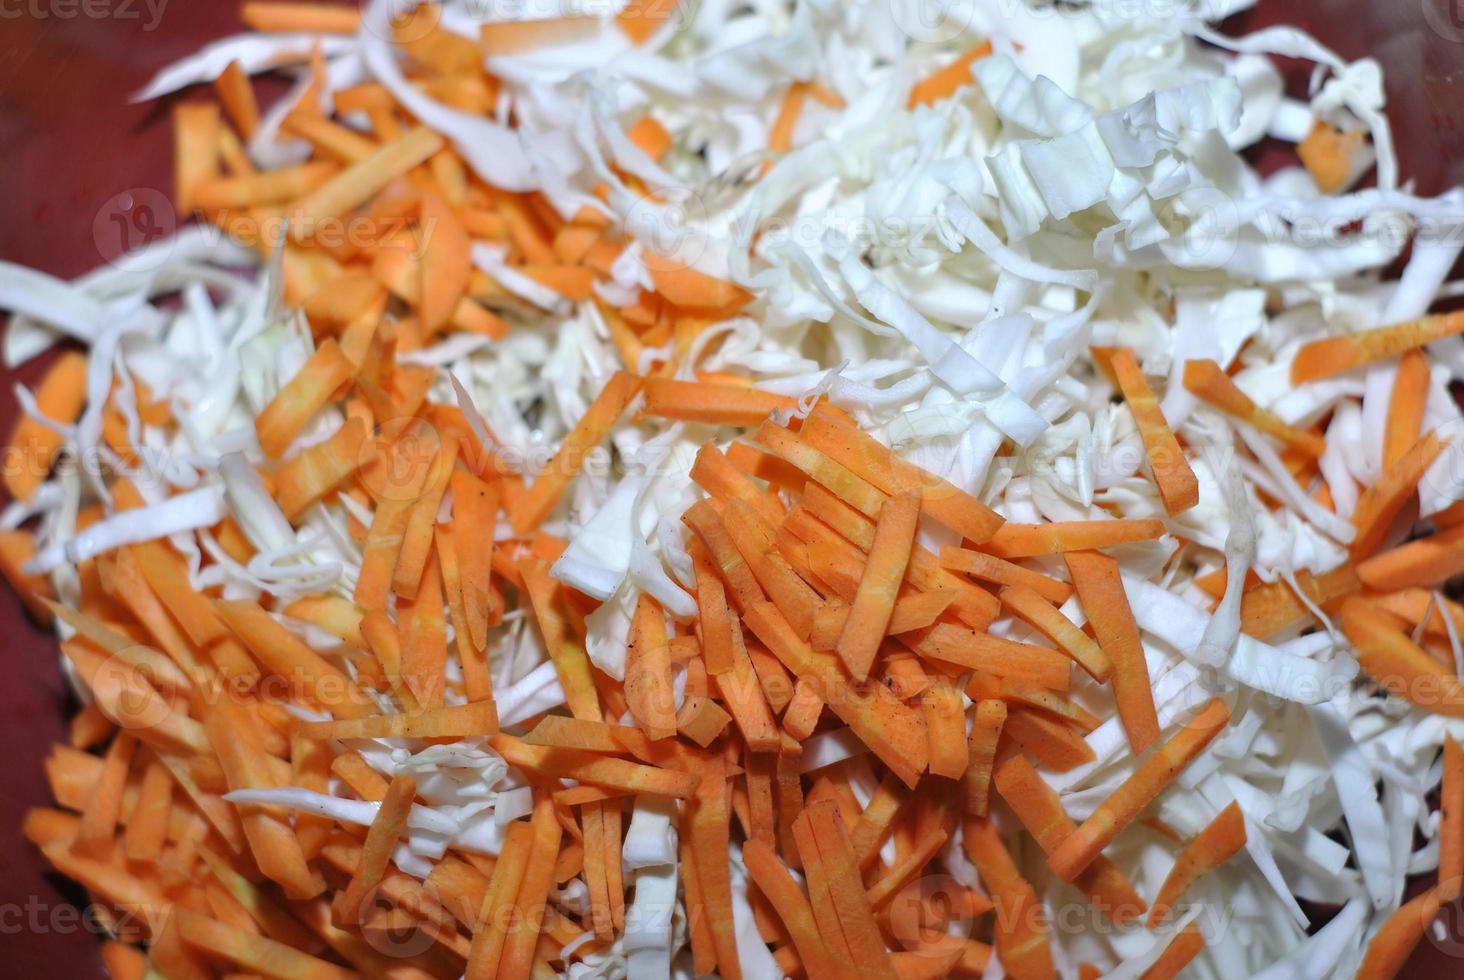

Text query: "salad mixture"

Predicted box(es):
[5, 0, 1464, 977]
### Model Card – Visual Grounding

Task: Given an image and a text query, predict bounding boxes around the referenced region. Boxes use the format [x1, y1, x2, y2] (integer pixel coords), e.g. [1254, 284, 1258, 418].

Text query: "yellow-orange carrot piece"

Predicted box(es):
[1238, 565, 1359, 639]
[123, 756, 172, 864]
[1444, 736, 1464, 904]
[290, 125, 443, 226]
[768, 82, 808, 154]
[1357, 886, 1446, 980]
[1292, 311, 1464, 383]
[755, 421, 887, 517]
[982, 519, 1168, 558]
[725, 497, 823, 640]
[1104, 347, 1198, 515]
[492, 734, 699, 798]
[994, 754, 1146, 924]
[73, 732, 135, 857]
[6, 350, 88, 501]
[59, 641, 206, 755]
[396, 553, 446, 707]
[963, 816, 1057, 980]
[675, 695, 731, 747]
[745, 601, 929, 788]
[206, 701, 324, 901]
[300, 699, 498, 742]
[923, 681, 969, 779]
[1341, 597, 1464, 716]
[908, 41, 994, 108]
[715, 621, 781, 753]
[999, 584, 1112, 683]
[743, 839, 842, 980]
[0, 529, 55, 621]
[837, 490, 921, 680]
[338, 772, 417, 926]
[642, 251, 753, 312]
[903, 623, 1071, 691]
[520, 559, 601, 722]
[175, 906, 355, 979]
[963, 698, 1006, 817]
[940, 546, 1072, 604]
[214, 599, 374, 719]
[282, 109, 377, 163]
[497, 794, 567, 980]
[691, 542, 735, 675]
[1357, 524, 1464, 590]
[691, 442, 785, 526]
[625, 593, 677, 740]
[683, 499, 764, 612]
[1183, 359, 1325, 457]
[449, 468, 498, 654]
[782, 678, 824, 741]
[393, 433, 458, 599]
[1385, 348, 1432, 467]
[802, 410, 1003, 543]
[796, 801, 898, 980]
[274, 417, 368, 520]
[685, 756, 743, 979]
[1297, 119, 1366, 194]
[1002, 707, 1096, 772]
[1351, 431, 1447, 558]
[174, 102, 221, 214]
[192, 160, 338, 210]
[1139, 924, 1207, 980]
[254, 339, 353, 458]
[101, 941, 146, 980]
[240, 2, 361, 32]
[1049, 699, 1231, 881]
[419, 193, 472, 332]
[464, 818, 533, 980]
[214, 60, 260, 139]
[968, 673, 1101, 732]
[1147, 801, 1247, 926]
[1064, 550, 1159, 753]
[511, 372, 643, 534]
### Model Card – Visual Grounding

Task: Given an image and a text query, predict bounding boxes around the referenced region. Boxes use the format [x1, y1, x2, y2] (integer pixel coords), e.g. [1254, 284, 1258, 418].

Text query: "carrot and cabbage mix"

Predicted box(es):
[5, 0, 1464, 977]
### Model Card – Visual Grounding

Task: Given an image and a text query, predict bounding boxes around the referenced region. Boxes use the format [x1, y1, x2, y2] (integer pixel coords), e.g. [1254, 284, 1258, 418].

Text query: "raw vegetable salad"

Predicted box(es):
[3, 1, 1464, 978]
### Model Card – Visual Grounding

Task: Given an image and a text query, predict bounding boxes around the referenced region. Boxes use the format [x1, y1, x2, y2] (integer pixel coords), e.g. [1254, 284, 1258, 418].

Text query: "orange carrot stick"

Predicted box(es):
[963, 698, 1007, 817]
[1340, 597, 1464, 717]
[908, 41, 994, 108]
[1140, 923, 1207, 980]
[1292, 310, 1464, 383]
[714, 621, 781, 753]
[240, 2, 362, 32]
[642, 251, 753, 312]
[922, 681, 969, 779]
[1183, 359, 1325, 457]
[643, 377, 798, 427]
[1049, 699, 1231, 881]
[1442, 736, 1464, 903]
[274, 417, 369, 519]
[1350, 431, 1447, 558]
[1384, 348, 1431, 467]
[1002, 707, 1097, 772]
[1357, 524, 1464, 590]
[520, 559, 601, 721]
[1147, 801, 1247, 926]
[496, 794, 564, 980]
[625, 594, 677, 740]
[1103, 347, 1198, 515]
[254, 339, 354, 458]
[999, 584, 1112, 683]
[940, 546, 1072, 604]
[123, 756, 172, 864]
[73, 732, 136, 857]
[5, 350, 88, 501]
[450, 468, 499, 655]
[963, 815, 1057, 980]
[683, 499, 764, 612]
[289, 127, 445, 230]
[982, 519, 1168, 558]
[393, 433, 459, 599]
[691, 442, 786, 526]
[337, 772, 417, 926]
[837, 490, 921, 681]
[1355, 887, 1444, 980]
[1064, 550, 1159, 753]
[743, 839, 842, 980]
[214, 599, 374, 719]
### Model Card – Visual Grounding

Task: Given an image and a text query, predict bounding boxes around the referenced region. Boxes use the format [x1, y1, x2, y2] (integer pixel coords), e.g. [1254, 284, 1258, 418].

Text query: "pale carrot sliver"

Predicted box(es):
[274, 416, 369, 520]
[769, 83, 808, 155]
[756, 420, 886, 517]
[393, 432, 459, 599]
[1048, 698, 1231, 882]
[1297, 119, 1366, 194]
[994, 753, 1146, 924]
[904, 622, 1072, 691]
[962, 698, 1006, 818]
[625, 593, 677, 740]
[1147, 801, 1247, 926]
[908, 41, 994, 108]
[338, 772, 417, 926]
[492, 733, 698, 798]
[836, 489, 921, 680]
[1292, 310, 1464, 383]
[173, 102, 221, 215]
[240, 1, 362, 33]
[1183, 358, 1325, 457]
[496, 794, 566, 980]
[1140, 923, 1207, 980]
[59, 641, 206, 756]
[122, 755, 172, 864]
[714, 620, 781, 752]
[1104, 347, 1198, 515]
[449, 468, 499, 654]
[255, 339, 354, 458]
[1341, 597, 1464, 717]
[1350, 430, 1447, 558]
[73, 732, 135, 857]
[419, 192, 472, 332]
[940, 545, 1072, 604]
[1356, 886, 1446, 980]
[290, 126, 445, 230]
[510, 371, 643, 534]
[1064, 550, 1159, 753]
[691, 541, 735, 675]
[982, 518, 1168, 558]
[1002, 706, 1096, 772]
[214, 598, 374, 719]
[724, 496, 822, 641]
[922, 681, 969, 779]
[6, 349, 88, 502]
[1357, 524, 1464, 591]
[963, 815, 1057, 979]
[300, 699, 498, 742]
[742, 838, 842, 980]
[1442, 736, 1464, 903]
[521, 559, 601, 721]
[690, 442, 786, 526]
[399, 556, 448, 708]
[214, 60, 260, 140]
[999, 583, 1112, 683]
[642, 250, 753, 312]
[795, 800, 897, 979]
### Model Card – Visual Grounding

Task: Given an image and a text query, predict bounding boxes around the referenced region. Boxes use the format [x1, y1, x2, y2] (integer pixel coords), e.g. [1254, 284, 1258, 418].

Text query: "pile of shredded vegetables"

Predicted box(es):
[8, 0, 1464, 977]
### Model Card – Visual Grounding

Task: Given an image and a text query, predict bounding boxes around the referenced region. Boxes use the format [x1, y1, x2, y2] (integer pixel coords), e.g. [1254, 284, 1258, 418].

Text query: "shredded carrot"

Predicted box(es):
[908, 41, 994, 108]
[338, 772, 417, 926]
[1350, 430, 1447, 558]
[962, 698, 1007, 818]
[289, 127, 445, 232]
[982, 519, 1168, 558]
[73, 732, 135, 858]
[240, 2, 361, 33]
[642, 251, 754, 313]
[1443, 736, 1464, 904]
[963, 815, 1057, 979]
[1357, 524, 1464, 590]
[214, 60, 260, 139]
[743, 838, 842, 980]
[1002, 707, 1097, 772]
[837, 489, 921, 681]
[1183, 358, 1325, 457]
[922, 681, 970, 779]
[940, 546, 1072, 604]
[254, 339, 355, 458]
[691, 442, 786, 526]
[1384, 348, 1432, 466]
[1292, 310, 1464, 382]
[1356, 886, 1444, 980]
[1139, 923, 1207, 980]
[1147, 801, 1247, 926]
[173, 102, 221, 215]
[1340, 597, 1464, 717]
[1048, 699, 1231, 882]
[521, 559, 602, 722]
[1064, 550, 1159, 753]
[625, 594, 677, 740]
[5, 350, 88, 501]
[0, 529, 56, 622]
[1101, 347, 1199, 515]
[999, 583, 1112, 682]
[644, 377, 797, 427]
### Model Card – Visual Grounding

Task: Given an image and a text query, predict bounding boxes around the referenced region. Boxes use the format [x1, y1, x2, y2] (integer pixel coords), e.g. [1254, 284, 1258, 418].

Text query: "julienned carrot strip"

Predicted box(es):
[1139, 923, 1207, 980]
[5, 349, 88, 501]
[922, 681, 969, 779]
[214, 599, 375, 719]
[240, 1, 362, 33]
[282, 109, 379, 163]
[641, 251, 754, 312]
[0, 530, 55, 622]
[684, 498, 765, 612]
[214, 60, 260, 139]
[690, 541, 735, 675]
[510, 371, 644, 534]
[1002, 707, 1096, 772]
[993, 754, 1146, 924]
[743, 839, 842, 980]
[837, 490, 921, 680]
[625, 594, 677, 740]
[495, 794, 564, 980]
[1443, 736, 1464, 903]
[792, 803, 892, 978]
[192, 160, 338, 209]
[449, 468, 499, 655]
[73, 732, 135, 857]
[100, 941, 146, 980]
[176, 906, 356, 979]
[782, 678, 824, 741]
[418, 192, 473, 333]
[1384, 348, 1431, 466]
[122, 755, 172, 864]
[491, 734, 699, 798]
[254, 339, 354, 458]
[1147, 801, 1247, 926]
[963, 815, 1057, 980]
[968, 673, 1101, 732]
[691, 442, 786, 526]
[802, 410, 1004, 543]
[1102, 347, 1198, 515]
[756, 420, 888, 516]
[1049, 699, 1232, 882]
[768, 82, 809, 155]
[908, 41, 994, 107]
[206, 700, 324, 901]
[982, 519, 1168, 558]
[726, 497, 826, 639]
[940, 546, 1072, 604]
[676, 695, 731, 747]
[687, 756, 743, 980]
[1350, 431, 1447, 558]
[962, 699, 1006, 817]
[173, 102, 221, 215]
[338, 772, 417, 926]
[744, 601, 929, 788]
[1340, 597, 1464, 717]
[999, 584, 1112, 683]
[289, 127, 445, 230]
[1238, 565, 1359, 639]
[903, 623, 1072, 691]
[521, 559, 602, 722]
[1292, 310, 1464, 383]
[59, 641, 207, 755]
[274, 416, 369, 520]
[393, 432, 459, 599]
[1356, 886, 1445, 980]
[1182, 359, 1325, 457]
[465, 817, 532, 976]
[300, 699, 498, 742]
[1357, 524, 1464, 590]
[1064, 550, 1159, 753]
[715, 620, 781, 752]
